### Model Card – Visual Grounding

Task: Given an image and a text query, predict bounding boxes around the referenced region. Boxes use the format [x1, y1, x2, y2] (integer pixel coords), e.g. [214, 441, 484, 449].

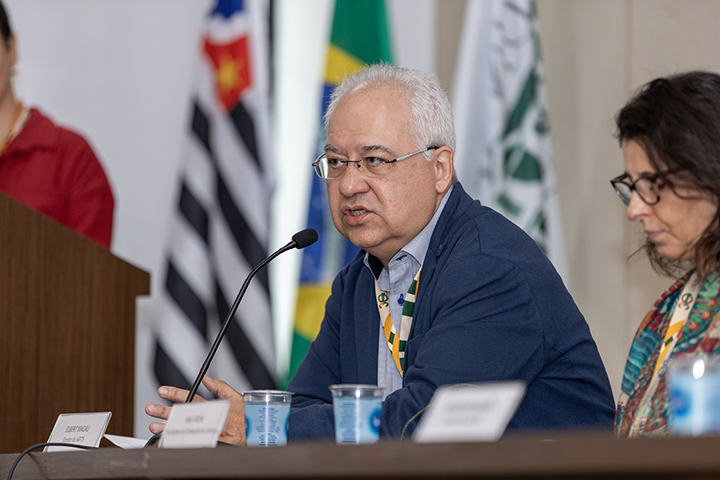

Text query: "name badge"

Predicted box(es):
[413, 381, 525, 443]
[45, 412, 112, 452]
[161, 400, 230, 448]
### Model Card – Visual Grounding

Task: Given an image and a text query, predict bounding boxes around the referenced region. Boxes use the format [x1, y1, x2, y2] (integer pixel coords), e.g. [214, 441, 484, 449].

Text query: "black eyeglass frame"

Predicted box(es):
[609, 170, 677, 206]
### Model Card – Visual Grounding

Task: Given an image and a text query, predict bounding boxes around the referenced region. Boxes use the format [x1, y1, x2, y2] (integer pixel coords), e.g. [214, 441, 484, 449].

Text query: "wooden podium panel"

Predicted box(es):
[0, 193, 149, 453]
[3, 434, 720, 479]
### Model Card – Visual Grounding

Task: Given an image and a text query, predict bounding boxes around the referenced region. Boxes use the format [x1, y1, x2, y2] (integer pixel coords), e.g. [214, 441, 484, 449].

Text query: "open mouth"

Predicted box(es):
[349, 209, 367, 217]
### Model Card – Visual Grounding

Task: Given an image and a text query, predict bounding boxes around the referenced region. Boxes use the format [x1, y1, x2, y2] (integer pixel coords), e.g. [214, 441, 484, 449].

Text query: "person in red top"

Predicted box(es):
[0, 1, 114, 248]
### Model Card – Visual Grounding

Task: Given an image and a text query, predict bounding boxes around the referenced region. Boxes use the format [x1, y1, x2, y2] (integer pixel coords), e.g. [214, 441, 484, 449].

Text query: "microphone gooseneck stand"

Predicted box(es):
[145, 228, 318, 448]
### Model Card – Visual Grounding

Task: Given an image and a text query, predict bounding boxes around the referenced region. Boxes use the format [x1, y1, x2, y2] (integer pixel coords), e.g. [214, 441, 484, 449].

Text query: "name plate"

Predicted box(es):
[414, 381, 525, 443]
[161, 400, 230, 448]
[45, 412, 112, 452]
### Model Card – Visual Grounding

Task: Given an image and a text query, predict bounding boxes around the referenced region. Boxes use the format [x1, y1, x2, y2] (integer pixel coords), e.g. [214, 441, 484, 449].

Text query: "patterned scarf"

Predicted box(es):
[616, 268, 720, 436]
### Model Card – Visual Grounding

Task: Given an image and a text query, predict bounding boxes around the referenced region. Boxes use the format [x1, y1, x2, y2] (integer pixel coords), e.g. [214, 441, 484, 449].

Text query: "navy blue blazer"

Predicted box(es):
[288, 184, 615, 440]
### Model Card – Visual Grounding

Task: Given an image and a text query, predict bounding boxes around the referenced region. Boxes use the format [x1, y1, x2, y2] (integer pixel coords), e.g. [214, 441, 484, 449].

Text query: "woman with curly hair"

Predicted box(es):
[611, 71, 720, 436]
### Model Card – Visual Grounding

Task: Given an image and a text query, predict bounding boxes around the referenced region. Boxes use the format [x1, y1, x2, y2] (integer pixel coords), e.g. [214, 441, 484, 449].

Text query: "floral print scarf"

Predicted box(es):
[615, 269, 720, 436]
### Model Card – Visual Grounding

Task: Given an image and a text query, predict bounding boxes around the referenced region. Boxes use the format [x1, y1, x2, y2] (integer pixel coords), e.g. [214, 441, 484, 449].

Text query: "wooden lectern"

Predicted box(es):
[0, 192, 149, 453]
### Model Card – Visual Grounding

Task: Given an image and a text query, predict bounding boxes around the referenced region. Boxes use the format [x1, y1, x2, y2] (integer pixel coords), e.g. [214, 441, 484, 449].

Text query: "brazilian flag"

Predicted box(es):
[286, 0, 393, 386]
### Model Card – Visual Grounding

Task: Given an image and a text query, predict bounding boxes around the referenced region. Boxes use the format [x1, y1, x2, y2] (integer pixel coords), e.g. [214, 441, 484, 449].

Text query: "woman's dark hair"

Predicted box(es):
[616, 71, 720, 280]
[0, 1, 11, 45]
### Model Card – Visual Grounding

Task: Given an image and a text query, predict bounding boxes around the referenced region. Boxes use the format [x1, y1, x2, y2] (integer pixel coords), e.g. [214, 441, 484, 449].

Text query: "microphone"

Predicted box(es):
[146, 228, 318, 447]
[291, 228, 319, 250]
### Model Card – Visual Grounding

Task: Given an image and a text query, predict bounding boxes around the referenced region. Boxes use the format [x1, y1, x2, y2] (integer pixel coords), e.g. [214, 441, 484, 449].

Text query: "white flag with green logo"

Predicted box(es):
[453, 0, 569, 283]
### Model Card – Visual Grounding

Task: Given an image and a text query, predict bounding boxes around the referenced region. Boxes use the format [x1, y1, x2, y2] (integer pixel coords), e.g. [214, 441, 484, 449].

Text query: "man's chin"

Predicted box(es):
[344, 233, 380, 253]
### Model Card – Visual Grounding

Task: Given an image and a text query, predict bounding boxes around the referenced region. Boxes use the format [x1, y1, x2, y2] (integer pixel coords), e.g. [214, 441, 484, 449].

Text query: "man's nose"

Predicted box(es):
[337, 161, 369, 196]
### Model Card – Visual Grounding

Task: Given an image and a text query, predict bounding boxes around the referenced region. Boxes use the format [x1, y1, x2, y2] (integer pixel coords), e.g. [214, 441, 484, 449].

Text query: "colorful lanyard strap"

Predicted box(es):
[374, 264, 422, 376]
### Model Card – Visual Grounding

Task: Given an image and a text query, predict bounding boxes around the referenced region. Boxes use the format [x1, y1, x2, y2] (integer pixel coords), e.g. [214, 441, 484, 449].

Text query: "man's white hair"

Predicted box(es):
[324, 63, 457, 159]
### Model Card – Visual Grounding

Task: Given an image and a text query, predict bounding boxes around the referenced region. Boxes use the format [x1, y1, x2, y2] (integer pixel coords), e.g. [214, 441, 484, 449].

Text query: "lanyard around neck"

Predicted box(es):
[1, 101, 28, 154]
[374, 264, 422, 376]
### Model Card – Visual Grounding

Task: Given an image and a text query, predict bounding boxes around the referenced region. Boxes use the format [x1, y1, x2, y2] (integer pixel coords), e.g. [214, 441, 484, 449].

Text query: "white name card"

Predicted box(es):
[45, 412, 112, 452]
[413, 381, 526, 443]
[160, 400, 230, 448]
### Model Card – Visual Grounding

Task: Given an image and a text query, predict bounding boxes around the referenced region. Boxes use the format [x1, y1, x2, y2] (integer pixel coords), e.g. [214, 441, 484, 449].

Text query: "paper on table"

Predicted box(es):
[104, 434, 150, 449]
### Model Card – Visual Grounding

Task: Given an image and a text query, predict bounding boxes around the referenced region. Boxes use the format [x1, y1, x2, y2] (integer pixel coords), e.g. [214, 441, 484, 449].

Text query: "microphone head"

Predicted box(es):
[292, 228, 319, 249]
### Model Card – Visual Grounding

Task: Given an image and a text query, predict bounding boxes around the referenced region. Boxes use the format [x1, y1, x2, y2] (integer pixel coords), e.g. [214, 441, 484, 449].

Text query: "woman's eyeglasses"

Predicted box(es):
[609, 171, 675, 206]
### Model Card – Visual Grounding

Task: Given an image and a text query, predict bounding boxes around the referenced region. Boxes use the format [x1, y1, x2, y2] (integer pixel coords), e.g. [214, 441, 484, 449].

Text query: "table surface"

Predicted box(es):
[3, 433, 720, 480]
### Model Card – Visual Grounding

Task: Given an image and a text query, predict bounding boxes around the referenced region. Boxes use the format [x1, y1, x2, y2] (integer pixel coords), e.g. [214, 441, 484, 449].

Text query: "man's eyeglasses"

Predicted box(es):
[610, 171, 675, 206]
[312, 146, 440, 179]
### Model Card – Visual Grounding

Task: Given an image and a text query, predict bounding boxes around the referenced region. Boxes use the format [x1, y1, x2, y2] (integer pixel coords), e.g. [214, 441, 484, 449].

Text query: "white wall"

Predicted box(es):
[536, 0, 720, 397]
[7, 0, 211, 272]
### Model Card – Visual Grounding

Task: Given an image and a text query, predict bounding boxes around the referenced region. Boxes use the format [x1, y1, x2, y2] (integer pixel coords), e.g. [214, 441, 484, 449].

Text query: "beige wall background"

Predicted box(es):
[438, 0, 720, 396]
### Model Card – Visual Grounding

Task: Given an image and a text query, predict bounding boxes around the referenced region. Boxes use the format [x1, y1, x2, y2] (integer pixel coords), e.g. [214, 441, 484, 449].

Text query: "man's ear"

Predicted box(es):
[433, 146, 454, 194]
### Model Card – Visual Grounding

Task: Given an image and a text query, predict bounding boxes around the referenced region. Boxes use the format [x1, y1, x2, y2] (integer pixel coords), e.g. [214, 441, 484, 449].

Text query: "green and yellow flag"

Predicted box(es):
[287, 0, 393, 385]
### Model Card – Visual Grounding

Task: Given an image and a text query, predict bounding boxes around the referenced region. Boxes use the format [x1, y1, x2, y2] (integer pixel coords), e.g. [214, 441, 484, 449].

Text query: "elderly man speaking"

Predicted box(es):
[147, 64, 614, 443]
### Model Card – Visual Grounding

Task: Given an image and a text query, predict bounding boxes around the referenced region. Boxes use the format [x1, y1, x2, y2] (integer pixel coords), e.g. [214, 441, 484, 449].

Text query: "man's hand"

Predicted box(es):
[145, 376, 247, 446]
